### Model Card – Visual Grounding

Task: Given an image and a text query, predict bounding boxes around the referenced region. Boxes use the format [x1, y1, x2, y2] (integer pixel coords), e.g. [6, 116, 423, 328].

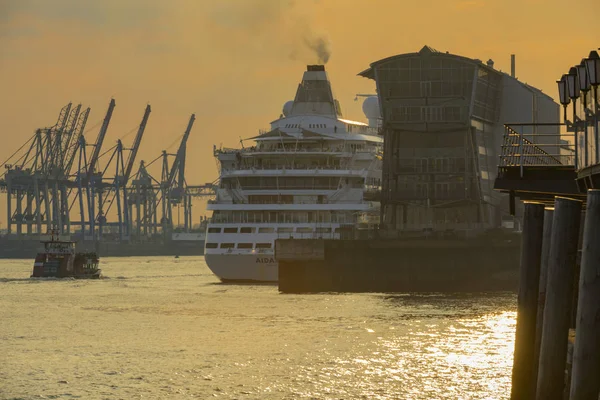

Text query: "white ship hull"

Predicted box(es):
[203, 222, 341, 282]
[205, 252, 278, 282]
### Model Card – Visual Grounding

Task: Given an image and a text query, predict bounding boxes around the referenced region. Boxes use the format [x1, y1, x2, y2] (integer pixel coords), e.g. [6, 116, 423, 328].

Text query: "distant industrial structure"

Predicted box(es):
[0, 99, 215, 256]
[358, 45, 560, 236]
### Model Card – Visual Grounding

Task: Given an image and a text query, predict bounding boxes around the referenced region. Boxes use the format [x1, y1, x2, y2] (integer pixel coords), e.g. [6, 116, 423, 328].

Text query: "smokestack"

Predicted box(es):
[511, 54, 515, 78]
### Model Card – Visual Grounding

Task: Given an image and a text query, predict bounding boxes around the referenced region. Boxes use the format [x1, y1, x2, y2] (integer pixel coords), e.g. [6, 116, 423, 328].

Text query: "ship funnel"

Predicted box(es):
[289, 64, 342, 117]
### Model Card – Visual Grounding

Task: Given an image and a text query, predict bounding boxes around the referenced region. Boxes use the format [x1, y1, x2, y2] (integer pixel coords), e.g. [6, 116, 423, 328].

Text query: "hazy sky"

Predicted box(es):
[0, 0, 598, 224]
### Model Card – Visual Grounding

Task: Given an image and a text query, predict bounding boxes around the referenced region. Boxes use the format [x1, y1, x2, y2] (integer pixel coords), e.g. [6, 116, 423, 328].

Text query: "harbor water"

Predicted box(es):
[1, 257, 516, 399]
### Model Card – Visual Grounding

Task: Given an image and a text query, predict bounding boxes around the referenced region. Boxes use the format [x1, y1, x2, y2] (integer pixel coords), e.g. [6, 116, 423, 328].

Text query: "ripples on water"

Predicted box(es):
[0, 257, 516, 399]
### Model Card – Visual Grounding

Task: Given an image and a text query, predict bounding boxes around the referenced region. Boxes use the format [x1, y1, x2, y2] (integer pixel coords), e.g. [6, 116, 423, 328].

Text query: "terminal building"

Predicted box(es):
[359, 45, 560, 236]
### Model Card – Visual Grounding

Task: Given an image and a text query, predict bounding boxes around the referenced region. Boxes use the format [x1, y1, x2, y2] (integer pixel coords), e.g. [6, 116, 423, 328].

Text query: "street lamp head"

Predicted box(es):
[567, 67, 580, 99]
[578, 59, 591, 92]
[585, 50, 600, 86]
[557, 74, 570, 106]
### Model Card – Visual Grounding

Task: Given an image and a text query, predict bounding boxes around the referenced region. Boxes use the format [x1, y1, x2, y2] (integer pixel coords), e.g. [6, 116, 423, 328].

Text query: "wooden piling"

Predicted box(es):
[532, 207, 554, 388]
[510, 202, 545, 400]
[569, 190, 600, 400]
[536, 197, 582, 400]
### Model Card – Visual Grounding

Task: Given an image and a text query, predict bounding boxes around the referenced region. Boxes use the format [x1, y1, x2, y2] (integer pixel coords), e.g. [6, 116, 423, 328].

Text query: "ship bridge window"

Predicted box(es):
[240, 227, 255, 233]
[256, 243, 272, 249]
[277, 227, 293, 233]
[258, 227, 275, 233]
[237, 243, 253, 249]
[207, 227, 221, 233]
[296, 227, 313, 233]
[206, 243, 218, 249]
[220, 243, 235, 249]
[223, 227, 238, 233]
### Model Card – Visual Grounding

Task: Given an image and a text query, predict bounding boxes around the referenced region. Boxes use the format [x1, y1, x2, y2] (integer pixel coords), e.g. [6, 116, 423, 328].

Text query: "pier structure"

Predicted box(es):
[0, 100, 215, 245]
[358, 45, 560, 238]
[499, 48, 600, 400]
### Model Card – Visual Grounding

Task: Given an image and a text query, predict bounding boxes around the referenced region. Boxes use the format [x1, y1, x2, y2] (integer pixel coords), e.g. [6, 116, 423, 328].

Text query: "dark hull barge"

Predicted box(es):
[31, 232, 101, 279]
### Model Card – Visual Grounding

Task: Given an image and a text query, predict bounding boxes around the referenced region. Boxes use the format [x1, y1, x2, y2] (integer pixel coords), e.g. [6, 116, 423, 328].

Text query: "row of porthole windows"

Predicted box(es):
[207, 227, 334, 234]
[206, 242, 273, 249]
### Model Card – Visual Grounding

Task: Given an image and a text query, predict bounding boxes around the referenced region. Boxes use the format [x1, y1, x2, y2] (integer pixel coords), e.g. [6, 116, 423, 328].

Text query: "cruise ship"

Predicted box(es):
[204, 65, 383, 282]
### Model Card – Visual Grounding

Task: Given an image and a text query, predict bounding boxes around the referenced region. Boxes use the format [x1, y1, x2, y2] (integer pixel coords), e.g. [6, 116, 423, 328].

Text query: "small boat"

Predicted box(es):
[31, 231, 101, 279]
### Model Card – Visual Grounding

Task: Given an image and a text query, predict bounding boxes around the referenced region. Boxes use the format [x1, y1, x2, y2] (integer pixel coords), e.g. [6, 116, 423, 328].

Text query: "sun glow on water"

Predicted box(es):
[1, 259, 516, 399]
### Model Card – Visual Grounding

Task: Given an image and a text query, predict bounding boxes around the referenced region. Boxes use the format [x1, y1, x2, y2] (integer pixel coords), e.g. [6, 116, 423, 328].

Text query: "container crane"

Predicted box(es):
[83, 99, 115, 239]
[114, 104, 151, 240]
[162, 114, 195, 232]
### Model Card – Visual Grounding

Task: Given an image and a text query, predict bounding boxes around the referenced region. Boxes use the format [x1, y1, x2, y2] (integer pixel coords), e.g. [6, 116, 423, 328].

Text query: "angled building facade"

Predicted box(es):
[359, 46, 559, 235]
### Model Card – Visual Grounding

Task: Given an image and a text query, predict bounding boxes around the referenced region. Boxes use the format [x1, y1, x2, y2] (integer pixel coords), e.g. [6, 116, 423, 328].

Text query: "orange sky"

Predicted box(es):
[0, 0, 598, 225]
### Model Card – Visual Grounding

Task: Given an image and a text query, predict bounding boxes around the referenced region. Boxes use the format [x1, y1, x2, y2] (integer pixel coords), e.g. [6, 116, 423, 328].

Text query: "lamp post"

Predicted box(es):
[584, 50, 600, 163]
[585, 50, 599, 112]
[557, 74, 570, 122]
[567, 66, 581, 117]
[578, 59, 591, 108]
[577, 63, 591, 166]
[557, 50, 600, 168]
[567, 67, 581, 167]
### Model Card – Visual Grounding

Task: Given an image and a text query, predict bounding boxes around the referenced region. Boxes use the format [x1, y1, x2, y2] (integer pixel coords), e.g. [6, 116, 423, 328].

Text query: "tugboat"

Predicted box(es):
[31, 230, 101, 279]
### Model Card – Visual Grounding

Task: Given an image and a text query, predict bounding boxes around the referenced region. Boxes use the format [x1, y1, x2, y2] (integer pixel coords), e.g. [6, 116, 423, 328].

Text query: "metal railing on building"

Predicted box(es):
[498, 123, 575, 178]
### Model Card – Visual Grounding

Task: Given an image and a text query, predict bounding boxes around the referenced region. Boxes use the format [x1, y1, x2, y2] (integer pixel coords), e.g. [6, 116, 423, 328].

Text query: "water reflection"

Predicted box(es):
[302, 294, 516, 399]
[1, 258, 516, 400]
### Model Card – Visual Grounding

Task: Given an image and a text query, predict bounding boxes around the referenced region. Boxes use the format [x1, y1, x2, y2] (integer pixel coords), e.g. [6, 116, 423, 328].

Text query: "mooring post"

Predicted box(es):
[569, 190, 600, 400]
[536, 197, 582, 400]
[510, 201, 545, 400]
[532, 207, 554, 387]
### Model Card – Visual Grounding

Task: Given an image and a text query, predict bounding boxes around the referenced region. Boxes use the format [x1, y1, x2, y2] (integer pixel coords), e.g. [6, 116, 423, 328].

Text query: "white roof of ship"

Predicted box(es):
[246, 128, 382, 143]
[337, 118, 368, 126]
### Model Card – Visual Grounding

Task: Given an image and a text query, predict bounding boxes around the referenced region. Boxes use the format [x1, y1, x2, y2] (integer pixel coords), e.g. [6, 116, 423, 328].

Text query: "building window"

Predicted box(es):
[207, 227, 221, 233]
[258, 227, 275, 233]
[256, 243, 272, 249]
[240, 227, 254, 233]
[435, 183, 450, 198]
[206, 243, 218, 249]
[223, 227, 238, 233]
[237, 243, 253, 249]
[220, 243, 235, 249]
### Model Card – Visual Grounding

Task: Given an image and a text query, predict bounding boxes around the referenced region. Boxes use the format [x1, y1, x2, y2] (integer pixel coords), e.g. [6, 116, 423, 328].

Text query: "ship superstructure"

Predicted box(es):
[205, 65, 382, 282]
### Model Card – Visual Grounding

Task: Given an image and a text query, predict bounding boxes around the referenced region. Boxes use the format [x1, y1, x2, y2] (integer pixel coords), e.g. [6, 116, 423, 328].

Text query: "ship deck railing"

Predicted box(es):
[219, 165, 369, 173]
[207, 199, 374, 205]
[215, 146, 376, 155]
[208, 218, 357, 225]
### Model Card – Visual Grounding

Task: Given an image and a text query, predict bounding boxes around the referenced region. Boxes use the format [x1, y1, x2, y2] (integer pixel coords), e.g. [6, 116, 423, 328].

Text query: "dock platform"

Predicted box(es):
[275, 234, 521, 293]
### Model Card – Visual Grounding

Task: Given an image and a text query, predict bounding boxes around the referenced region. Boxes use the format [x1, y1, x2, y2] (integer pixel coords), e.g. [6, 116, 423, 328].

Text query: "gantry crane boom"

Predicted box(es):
[64, 107, 90, 176]
[86, 99, 116, 180]
[167, 114, 195, 187]
[43, 103, 72, 176]
[123, 104, 151, 185]
[59, 104, 82, 171]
